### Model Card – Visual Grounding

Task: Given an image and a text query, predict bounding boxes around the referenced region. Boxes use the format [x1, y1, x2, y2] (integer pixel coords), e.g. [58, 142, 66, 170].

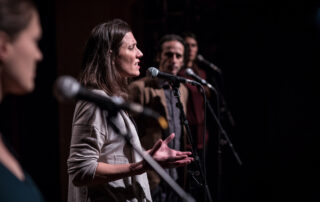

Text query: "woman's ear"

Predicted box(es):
[107, 49, 115, 65]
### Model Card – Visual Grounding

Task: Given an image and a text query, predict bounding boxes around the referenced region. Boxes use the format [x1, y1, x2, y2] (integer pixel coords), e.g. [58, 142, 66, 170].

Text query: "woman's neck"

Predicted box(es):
[187, 61, 194, 68]
[0, 137, 25, 181]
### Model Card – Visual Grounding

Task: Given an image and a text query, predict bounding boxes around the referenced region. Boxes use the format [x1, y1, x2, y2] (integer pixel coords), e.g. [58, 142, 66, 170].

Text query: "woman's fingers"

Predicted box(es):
[176, 151, 192, 156]
[165, 155, 194, 162]
[163, 133, 175, 145]
[165, 155, 188, 161]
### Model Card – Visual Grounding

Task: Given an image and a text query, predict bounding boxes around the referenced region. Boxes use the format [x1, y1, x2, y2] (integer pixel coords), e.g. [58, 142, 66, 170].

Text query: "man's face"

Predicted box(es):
[158, 40, 184, 75]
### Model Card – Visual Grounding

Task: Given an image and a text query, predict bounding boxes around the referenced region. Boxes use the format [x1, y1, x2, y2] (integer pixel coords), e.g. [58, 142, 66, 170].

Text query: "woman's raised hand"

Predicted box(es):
[148, 133, 194, 168]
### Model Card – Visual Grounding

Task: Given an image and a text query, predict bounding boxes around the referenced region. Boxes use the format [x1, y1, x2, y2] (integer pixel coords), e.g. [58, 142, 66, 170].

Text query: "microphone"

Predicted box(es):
[147, 67, 200, 86]
[53, 75, 168, 130]
[197, 54, 222, 74]
[185, 68, 216, 92]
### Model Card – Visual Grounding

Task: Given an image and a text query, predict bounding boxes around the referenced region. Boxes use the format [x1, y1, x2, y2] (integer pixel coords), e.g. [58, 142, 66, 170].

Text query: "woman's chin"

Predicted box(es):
[133, 71, 140, 77]
[127, 71, 140, 78]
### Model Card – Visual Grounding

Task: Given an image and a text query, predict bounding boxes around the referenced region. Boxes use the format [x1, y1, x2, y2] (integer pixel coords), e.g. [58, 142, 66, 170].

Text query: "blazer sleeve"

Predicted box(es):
[67, 101, 107, 186]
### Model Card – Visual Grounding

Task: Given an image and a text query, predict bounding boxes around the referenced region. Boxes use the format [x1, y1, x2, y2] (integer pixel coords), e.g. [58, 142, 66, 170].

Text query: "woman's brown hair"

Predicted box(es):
[80, 19, 132, 99]
[0, 0, 36, 40]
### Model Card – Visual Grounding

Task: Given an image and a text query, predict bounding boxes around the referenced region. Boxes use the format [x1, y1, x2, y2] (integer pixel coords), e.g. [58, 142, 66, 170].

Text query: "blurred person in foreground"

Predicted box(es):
[0, 0, 44, 201]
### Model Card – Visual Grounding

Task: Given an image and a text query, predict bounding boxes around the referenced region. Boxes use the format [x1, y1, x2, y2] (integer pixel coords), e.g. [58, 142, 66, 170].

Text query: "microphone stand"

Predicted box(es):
[217, 86, 236, 128]
[170, 81, 213, 202]
[206, 86, 242, 202]
[201, 61, 235, 127]
[104, 108, 196, 202]
[191, 61, 239, 202]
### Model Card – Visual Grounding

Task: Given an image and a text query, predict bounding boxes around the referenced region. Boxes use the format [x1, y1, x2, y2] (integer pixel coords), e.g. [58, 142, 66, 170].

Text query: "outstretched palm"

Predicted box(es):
[149, 133, 193, 168]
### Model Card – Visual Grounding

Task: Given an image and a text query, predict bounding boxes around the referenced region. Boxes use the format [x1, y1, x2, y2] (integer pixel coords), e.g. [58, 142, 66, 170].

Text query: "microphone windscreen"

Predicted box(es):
[54, 76, 80, 102]
[185, 68, 195, 76]
[197, 54, 204, 62]
[147, 67, 159, 78]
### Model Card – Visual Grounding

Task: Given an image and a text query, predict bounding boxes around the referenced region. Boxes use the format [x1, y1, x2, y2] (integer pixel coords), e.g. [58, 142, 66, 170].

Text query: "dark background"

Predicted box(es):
[0, 0, 318, 201]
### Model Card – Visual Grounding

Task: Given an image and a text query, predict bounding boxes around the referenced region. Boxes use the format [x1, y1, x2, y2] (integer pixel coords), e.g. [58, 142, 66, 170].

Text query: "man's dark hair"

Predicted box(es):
[156, 34, 189, 66]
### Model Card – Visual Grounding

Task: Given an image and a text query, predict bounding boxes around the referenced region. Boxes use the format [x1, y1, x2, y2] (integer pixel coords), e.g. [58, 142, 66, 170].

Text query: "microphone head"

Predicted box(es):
[53, 75, 80, 102]
[197, 54, 204, 62]
[185, 68, 195, 76]
[147, 67, 159, 78]
[196, 54, 222, 74]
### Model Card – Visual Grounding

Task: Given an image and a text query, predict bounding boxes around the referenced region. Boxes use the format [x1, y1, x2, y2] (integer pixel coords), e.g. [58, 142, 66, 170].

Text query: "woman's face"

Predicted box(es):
[1, 10, 42, 95]
[115, 32, 143, 78]
[185, 37, 198, 62]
